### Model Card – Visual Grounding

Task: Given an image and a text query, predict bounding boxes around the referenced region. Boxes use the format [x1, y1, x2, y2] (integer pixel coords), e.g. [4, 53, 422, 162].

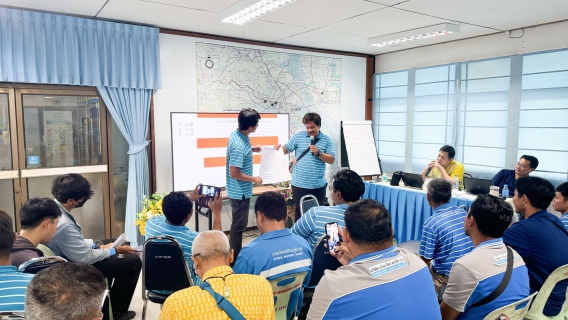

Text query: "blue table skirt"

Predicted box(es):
[362, 182, 474, 244]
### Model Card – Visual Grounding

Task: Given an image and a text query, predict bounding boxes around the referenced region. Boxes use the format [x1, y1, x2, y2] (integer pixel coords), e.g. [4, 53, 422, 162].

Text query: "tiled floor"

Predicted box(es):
[130, 229, 261, 320]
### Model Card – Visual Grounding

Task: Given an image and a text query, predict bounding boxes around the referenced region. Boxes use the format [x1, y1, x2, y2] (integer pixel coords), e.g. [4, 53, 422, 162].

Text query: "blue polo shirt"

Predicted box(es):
[226, 129, 253, 200]
[560, 213, 568, 230]
[503, 210, 568, 316]
[144, 215, 200, 286]
[233, 228, 313, 320]
[291, 203, 348, 249]
[419, 203, 474, 276]
[284, 131, 335, 189]
[492, 169, 516, 194]
[0, 265, 34, 313]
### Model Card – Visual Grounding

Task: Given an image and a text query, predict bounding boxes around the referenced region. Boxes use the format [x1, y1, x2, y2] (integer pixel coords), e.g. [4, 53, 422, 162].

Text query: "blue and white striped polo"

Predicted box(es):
[419, 203, 474, 276]
[560, 213, 568, 230]
[291, 203, 348, 249]
[284, 131, 335, 189]
[0, 265, 34, 313]
[226, 129, 253, 200]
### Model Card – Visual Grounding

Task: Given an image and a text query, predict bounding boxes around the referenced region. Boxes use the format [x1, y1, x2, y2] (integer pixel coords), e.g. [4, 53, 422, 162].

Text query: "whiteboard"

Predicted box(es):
[171, 113, 290, 191]
[341, 120, 382, 176]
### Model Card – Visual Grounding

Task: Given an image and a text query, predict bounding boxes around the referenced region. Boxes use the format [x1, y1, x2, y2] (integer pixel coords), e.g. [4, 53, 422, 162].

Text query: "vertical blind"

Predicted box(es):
[373, 49, 568, 186]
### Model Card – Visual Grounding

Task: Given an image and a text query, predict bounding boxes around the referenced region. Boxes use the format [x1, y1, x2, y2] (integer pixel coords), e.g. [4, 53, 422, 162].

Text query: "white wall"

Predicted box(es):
[153, 33, 367, 231]
[376, 20, 568, 73]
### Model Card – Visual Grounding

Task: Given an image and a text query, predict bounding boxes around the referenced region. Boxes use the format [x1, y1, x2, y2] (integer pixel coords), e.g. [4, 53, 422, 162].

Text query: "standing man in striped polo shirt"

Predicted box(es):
[0, 210, 34, 314]
[226, 108, 263, 261]
[275, 112, 336, 221]
[419, 179, 473, 292]
[291, 169, 365, 249]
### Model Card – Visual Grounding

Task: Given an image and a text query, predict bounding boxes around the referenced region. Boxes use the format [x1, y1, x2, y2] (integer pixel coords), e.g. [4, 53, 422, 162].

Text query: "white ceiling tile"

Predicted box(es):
[0, 0, 106, 17]
[139, 0, 238, 13]
[98, 0, 309, 43]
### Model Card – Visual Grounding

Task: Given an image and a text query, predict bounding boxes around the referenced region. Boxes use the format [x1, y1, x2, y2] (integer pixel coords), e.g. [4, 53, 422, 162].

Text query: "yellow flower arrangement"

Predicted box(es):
[134, 192, 166, 236]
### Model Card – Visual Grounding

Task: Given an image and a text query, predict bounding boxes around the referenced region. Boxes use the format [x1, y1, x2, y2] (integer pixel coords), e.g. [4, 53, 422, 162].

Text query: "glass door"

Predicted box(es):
[0, 88, 21, 229]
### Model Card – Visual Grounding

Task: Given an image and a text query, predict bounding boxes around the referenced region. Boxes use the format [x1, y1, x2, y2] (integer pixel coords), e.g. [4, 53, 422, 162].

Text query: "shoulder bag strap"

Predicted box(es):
[295, 137, 320, 163]
[471, 246, 513, 308]
[199, 282, 245, 320]
[546, 216, 568, 237]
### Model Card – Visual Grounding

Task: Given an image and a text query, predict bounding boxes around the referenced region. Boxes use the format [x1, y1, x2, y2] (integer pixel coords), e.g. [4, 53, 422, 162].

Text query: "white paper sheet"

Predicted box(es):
[111, 233, 128, 248]
[259, 147, 291, 184]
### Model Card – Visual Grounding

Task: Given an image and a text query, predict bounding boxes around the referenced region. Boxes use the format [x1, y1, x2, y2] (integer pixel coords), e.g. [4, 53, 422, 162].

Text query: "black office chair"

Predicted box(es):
[300, 195, 319, 217]
[18, 256, 67, 274]
[141, 236, 193, 320]
[463, 173, 473, 178]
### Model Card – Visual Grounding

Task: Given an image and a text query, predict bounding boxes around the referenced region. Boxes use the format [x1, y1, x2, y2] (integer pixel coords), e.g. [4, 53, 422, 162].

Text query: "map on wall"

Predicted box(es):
[196, 43, 342, 157]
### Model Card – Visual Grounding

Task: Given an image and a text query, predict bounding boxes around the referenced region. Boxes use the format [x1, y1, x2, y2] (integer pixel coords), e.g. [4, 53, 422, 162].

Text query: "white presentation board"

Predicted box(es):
[171, 113, 290, 191]
[341, 120, 382, 177]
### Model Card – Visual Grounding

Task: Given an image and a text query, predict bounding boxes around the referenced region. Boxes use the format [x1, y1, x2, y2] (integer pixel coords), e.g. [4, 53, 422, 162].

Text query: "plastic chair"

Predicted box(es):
[268, 271, 307, 320]
[524, 264, 568, 320]
[482, 291, 537, 320]
[37, 244, 56, 256]
[464, 173, 473, 178]
[141, 236, 193, 320]
[397, 240, 421, 255]
[18, 256, 67, 274]
[300, 195, 319, 217]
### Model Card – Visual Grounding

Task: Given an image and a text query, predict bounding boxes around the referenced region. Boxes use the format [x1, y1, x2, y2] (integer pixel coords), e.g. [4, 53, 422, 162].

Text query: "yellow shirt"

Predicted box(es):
[160, 265, 276, 320]
[427, 160, 465, 189]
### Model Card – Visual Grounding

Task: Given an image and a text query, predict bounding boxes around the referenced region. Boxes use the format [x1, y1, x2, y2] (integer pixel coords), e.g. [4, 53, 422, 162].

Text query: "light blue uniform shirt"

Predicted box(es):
[560, 213, 568, 230]
[0, 265, 34, 313]
[284, 131, 335, 189]
[233, 228, 313, 320]
[226, 129, 254, 200]
[291, 203, 348, 249]
[144, 215, 200, 286]
[419, 203, 474, 276]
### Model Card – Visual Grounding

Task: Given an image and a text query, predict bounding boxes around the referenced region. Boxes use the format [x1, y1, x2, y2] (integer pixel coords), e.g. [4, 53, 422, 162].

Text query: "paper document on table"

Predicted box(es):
[259, 147, 291, 184]
[111, 233, 128, 248]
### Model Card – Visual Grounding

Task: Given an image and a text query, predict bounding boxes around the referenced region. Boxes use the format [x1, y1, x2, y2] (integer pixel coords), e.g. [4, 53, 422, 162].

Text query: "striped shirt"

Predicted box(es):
[419, 203, 474, 276]
[285, 131, 335, 189]
[560, 213, 568, 230]
[291, 203, 349, 249]
[0, 265, 34, 313]
[144, 215, 200, 286]
[226, 129, 254, 200]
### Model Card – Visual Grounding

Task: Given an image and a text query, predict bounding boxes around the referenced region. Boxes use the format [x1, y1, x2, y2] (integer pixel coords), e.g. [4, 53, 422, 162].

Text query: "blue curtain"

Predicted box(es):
[98, 87, 151, 246]
[0, 7, 160, 89]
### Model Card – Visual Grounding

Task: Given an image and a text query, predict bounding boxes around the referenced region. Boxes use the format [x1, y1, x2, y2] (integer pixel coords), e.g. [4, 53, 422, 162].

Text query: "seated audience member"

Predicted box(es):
[503, 176, 568, 317]
[492, 155, 538, 195]
[441, 195, 530, 320]
[421, 145, 465, 190]
[419, 179, 473, 291]
[234, 191, 313, 320]
[145, 187, 222, 286]
[0, 210, 34, 314]
[160, 230, 275, 320]
[553, 182, 568, 229]
[291, 169, 365, 249]
[307, 199, 440, 319]
[46, 174, 140, 320]
[11, 198, 61, 267]
[25, 262, 106, 320]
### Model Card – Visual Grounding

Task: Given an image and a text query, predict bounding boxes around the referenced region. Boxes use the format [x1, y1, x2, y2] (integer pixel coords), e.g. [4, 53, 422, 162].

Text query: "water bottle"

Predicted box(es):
[382, 174, 388, 183]
[453, 175, 459, 191]
[502, 184, 509, 197]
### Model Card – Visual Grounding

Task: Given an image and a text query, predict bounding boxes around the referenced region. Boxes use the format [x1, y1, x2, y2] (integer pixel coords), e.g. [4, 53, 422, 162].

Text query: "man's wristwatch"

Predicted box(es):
[317, 150, 322, 156]
[93, 240, 103, 249]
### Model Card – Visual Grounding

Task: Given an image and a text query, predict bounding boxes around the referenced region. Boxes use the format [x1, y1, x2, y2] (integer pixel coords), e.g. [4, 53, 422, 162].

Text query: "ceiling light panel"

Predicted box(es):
[368, 23, 460, 47]
[219, 0, 299, 25]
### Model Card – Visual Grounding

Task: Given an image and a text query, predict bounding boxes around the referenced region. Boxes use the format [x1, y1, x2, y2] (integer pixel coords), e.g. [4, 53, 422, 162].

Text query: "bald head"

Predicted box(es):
[192, 230, 230, 261]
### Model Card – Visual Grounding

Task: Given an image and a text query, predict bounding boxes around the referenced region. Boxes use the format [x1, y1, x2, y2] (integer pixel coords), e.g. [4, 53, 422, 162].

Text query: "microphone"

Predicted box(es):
[425, 167, 432, 176]
[310, 136, 315, 145]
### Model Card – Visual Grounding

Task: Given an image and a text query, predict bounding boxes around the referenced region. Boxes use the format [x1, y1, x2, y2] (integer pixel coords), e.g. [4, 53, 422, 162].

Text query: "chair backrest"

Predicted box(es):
[37, 244, 56, 256]
[268, 271, 308, 320]
[524, 264, 568, 319]
[464, 173, 473, 178]
[483, 292, 538, 320]
[397, 240, 421, 255]
[18, 256, 67, 274]
[143, 236, 193, 292]
[300, 195, 319, 216]
[307, 236, 342, 288]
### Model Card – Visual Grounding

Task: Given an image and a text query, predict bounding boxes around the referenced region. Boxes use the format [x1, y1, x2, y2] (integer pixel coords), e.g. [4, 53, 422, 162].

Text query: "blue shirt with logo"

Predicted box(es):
[284, 131, 335, 189]
[226, 129, 253, 199]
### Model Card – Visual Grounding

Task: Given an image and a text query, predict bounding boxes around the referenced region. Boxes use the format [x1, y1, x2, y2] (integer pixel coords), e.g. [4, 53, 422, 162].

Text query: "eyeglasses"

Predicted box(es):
[516, 163, 530, 169]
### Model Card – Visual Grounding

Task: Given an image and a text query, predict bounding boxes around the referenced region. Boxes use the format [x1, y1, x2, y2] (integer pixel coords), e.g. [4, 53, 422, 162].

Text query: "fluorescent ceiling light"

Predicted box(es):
[368, 23, 460, 48]
[219, 0, 299, 25]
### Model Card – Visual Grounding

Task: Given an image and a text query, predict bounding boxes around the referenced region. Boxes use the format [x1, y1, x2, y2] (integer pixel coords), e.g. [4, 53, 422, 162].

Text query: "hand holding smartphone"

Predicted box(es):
[197, 185, 221, 208]
[325, 222, 342, 252]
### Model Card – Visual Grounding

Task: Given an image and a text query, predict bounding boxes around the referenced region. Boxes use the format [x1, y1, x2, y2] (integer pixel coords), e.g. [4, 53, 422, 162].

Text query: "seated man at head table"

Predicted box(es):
[553, 182, 568, 230]
[421, 145, 465, 190]
[440, 194, 529, 320]
[160, 230, 276, 320]
[307, 199, 441, 319]
[492, 155, 538, 195]
[419, 179, 474, 292]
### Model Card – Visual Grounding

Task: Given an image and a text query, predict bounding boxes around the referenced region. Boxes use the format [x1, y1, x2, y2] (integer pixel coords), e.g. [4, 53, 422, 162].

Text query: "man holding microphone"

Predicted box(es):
[276, 112, 336, 221]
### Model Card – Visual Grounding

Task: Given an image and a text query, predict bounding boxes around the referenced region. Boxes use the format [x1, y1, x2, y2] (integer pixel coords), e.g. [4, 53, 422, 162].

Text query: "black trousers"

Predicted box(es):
[229, 196, 251, 261]
[292, 184, 327, 221]
[93, 249, 141, 315]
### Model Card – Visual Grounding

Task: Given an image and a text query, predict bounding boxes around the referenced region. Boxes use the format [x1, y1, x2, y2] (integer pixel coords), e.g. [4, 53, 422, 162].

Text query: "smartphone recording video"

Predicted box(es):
[325, 222, 341, 252]
[199, 185, 220, 197]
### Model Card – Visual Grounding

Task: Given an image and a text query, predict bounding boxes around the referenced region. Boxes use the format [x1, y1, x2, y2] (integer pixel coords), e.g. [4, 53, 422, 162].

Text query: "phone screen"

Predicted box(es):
[199, 185, 220, 197]
[325, 222, 340, 252]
